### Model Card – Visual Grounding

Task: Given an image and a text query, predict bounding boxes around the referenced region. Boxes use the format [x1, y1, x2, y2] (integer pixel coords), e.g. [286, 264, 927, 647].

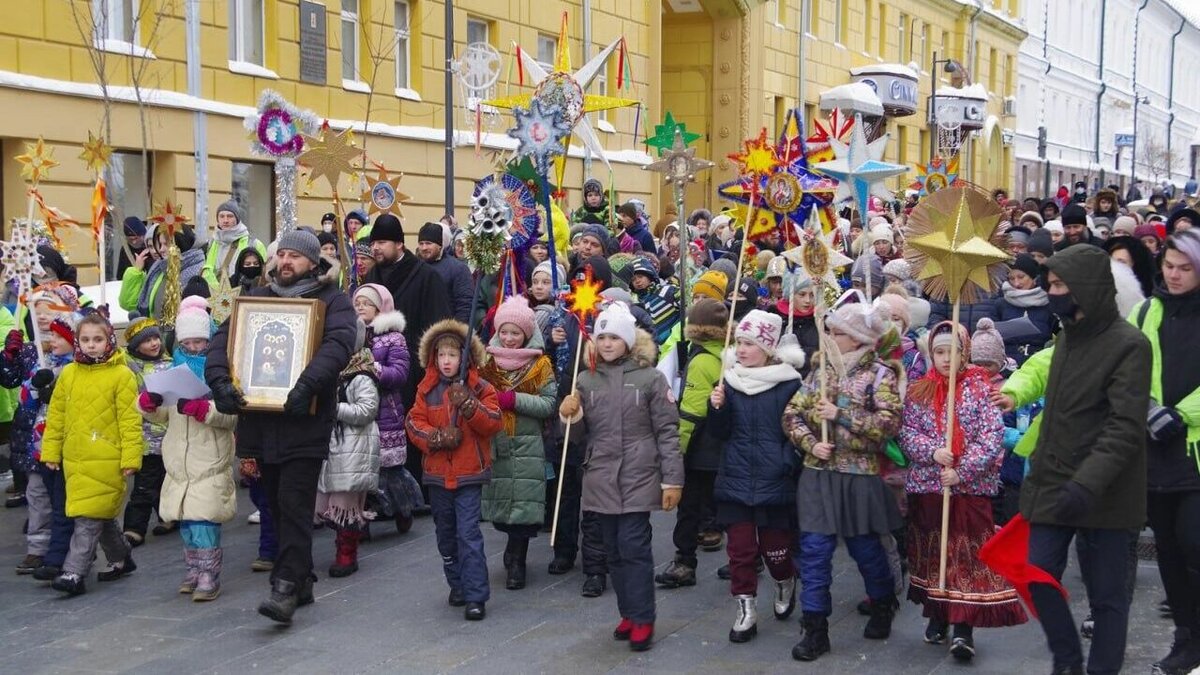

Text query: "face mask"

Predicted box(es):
[240, 266, 262, 280]
[1047, 293, 1079, 322]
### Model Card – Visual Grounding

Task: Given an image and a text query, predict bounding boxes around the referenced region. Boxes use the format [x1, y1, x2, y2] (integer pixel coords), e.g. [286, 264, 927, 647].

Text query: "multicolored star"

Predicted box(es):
[813, 113, 907, 219]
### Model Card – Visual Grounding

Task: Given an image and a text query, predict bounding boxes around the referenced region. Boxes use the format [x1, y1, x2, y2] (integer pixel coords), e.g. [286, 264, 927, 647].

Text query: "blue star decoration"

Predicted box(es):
[508, 99, 572, 177]
[813, 113, 907, 219]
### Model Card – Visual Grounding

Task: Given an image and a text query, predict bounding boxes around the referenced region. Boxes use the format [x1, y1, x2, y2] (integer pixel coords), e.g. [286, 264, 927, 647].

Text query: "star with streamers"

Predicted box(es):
[15, 137, 59, 187]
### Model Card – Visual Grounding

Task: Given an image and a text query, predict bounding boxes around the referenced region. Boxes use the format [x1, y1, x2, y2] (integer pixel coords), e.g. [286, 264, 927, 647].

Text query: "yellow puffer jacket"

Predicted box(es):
[143, 402, 238, 524]
[41, 352, 144, 519]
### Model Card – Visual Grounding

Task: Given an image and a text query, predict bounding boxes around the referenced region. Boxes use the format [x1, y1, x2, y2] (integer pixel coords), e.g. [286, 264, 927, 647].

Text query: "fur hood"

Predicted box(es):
[1111, 258, 1145, 319]
[370, 310, 407, 336]
[583, 328, 658, 369]
[418, 318, 486, 369]
[685, 322, 726, 343]
[317, 255, 342, 287]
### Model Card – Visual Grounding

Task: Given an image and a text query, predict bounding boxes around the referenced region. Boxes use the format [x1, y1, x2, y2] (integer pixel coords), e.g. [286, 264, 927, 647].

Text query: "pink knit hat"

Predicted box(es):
[493, 295, 536, 340]
[353, 283, 395, 314]
[970, 317, 1006, 368]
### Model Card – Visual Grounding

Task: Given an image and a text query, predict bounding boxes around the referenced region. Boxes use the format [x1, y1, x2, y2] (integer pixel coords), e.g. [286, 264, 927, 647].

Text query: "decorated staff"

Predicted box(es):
[12, 137, 61, 363]
[79, 131, 113, 307]
[903, 184, 1009, 591]
[149, 200, 190, 327]
[244, 90, 319, 235]
[549, 266, 604, 548]
[508, 99, 571, 291]
[299, 122, 360, 289]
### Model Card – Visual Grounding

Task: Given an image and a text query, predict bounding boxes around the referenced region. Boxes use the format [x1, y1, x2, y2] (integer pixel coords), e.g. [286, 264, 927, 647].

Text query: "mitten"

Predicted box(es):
[138, 391, 164, 413]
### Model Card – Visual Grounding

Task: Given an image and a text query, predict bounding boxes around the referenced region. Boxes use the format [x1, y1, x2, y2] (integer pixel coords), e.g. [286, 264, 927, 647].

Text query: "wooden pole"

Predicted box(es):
[22, 195, 45, 366]
[717, 221, 752, 386]
[937, 300, 962, 591]
[97, 183, 108, 308]
[551, 326, 588, 548]
[814, 303, 830, 444]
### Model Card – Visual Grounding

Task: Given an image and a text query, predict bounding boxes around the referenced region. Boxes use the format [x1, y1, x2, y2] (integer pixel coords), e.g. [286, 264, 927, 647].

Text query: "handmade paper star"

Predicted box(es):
[79, 131, 113, 175]
[565, 265, 604, 323]
[0, 224, 44, 286]
[728, 204, 779, 241]
[508, 100, 572, 176]
[783, 210, 853, 291]
[643, 128, 714, 188]
[813, 113, 907, 219]
[15, 137, 59, 186]
[299, 124, 360, 191]
[644, 111, 700, 157]
[471, 172, 539, 252]
[359, 162, 411, 218]
[806, 109, 854, 165]
[904, 185, 1010, 304]
[150, 199, 190, 238]
[910, 155, 962, 197]
[244, 90, 320, 159]
[210, 277, 242, 325]
[729, 128, 782, 177]
[484, 11, 638, 173]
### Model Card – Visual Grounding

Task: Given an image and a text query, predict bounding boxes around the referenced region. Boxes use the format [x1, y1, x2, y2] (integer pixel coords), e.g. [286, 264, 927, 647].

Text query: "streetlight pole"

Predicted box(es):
[443, 0, 455, 214]
[928, 51, 957, 159]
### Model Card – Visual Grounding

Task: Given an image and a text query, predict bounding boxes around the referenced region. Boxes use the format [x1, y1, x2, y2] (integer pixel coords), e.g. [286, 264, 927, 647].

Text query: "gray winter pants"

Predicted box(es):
[63, 517, 128, 577]
[25, 471, 51, 556]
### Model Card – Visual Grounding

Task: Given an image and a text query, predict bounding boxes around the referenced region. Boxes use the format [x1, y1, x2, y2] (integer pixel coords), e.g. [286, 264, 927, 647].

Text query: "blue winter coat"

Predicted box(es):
[708, 362, 803, 507]
[995, 290, 1056, 365]
[927, 294, 999, 330]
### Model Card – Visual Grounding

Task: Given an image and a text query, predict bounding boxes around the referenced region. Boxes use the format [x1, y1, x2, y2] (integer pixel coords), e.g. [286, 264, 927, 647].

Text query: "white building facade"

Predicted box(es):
[1015, 0, 1200, 199]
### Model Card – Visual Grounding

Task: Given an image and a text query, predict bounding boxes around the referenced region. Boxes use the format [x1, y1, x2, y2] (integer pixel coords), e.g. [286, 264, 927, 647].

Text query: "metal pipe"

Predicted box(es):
[799, 0, 809, 111]
[1042, 0, 1050, 197]
[1093, 0, 1106, 166]
[582, 0, 592, 180]
[966, 0, 983, 182]
[1167, 12, 1186, 183]
[185, 0, 208, 241]
[444, 0, 455, 214]
[1131, 0, 1150, 189]
[930, 50, 939, 159]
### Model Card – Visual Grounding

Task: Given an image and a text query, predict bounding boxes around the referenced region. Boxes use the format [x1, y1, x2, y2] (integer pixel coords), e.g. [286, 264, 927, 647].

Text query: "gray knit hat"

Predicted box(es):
[276, 229, 322, 265]
[216, 199, 243, 222]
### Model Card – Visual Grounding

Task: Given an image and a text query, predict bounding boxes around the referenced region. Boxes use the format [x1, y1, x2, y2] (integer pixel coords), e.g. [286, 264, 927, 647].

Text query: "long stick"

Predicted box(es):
[717, 229, 751, 387]
[938, 300, 962, 591]
[814, 302, 830, 444]
[97, 194, 107, 308]
[22, 195, 45, 366]
[551, 326, 587, 548]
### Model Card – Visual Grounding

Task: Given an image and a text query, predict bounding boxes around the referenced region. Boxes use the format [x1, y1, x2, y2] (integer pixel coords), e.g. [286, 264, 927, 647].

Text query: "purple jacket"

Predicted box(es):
[369, 311, 410, 467]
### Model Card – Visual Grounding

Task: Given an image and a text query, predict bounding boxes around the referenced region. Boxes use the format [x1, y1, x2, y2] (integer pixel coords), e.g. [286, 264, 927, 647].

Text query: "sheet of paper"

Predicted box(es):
[144, 366, 211, 405]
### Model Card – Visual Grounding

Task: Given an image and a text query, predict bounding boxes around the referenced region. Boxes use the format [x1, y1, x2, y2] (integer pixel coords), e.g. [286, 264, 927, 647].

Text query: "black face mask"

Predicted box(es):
[239, 266, 262, 280]
[1047, 293, 1079, 322]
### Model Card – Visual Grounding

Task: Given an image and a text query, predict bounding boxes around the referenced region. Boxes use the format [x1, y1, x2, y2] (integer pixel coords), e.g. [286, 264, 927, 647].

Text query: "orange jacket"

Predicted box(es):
[406, 367, 502, 490]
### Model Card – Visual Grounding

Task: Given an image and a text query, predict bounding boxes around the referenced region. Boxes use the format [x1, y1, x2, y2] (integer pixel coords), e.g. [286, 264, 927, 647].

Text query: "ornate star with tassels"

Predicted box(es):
[299, 123, 360, 191]
[15, 137, 59, 187]
[904, 184, 1011, 304]
[644, 111, 700, 157]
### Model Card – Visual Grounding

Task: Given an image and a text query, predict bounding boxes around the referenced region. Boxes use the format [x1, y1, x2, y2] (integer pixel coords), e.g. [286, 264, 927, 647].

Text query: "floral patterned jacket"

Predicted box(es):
[899, 371, 1005, 496]
[783, 349, 902, 475]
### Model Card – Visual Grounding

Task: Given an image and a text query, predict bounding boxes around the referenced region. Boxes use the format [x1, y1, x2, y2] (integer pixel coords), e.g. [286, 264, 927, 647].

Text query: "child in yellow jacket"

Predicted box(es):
[41, 312, 144, 596]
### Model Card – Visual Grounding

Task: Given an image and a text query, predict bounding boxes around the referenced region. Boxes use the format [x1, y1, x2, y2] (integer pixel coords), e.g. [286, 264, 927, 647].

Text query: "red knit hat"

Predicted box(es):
[49, 317, 74, 344]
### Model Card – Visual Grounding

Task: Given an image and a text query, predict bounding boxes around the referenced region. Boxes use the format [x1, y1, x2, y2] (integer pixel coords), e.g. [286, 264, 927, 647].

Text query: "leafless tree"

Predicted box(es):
[1141, 134, 1187, 184]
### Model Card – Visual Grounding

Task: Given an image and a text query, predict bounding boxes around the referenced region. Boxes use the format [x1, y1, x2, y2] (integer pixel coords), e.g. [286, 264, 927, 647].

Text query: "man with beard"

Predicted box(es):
[415, 221, 472, 324]
[206, 230, 356, 624]
[1056, 204, 1098, 251]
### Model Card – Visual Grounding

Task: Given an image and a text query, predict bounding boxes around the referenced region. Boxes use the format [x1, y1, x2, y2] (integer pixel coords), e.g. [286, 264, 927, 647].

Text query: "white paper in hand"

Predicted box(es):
[144, 366, 211, 405]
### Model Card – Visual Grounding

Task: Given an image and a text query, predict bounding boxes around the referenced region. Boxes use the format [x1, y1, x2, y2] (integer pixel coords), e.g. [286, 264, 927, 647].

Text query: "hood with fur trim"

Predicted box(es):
[685, 321, 726, 343]
[583, 328, 658, 369]
[316, 255, 342, 287]
[418, 318, 486, 370]
[370, 310, 407, 336]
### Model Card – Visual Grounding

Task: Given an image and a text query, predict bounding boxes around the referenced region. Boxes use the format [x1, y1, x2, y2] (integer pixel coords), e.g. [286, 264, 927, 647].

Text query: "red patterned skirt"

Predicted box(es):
[906, 493, 1028, 627]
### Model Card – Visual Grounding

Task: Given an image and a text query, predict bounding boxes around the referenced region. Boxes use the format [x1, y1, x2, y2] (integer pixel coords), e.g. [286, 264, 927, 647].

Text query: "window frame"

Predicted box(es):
[93, 0, 157, 58]
[228, 0, 266, 68]
[230, 160, 277, 243]
[341, 0, 361, 83]
[394, 0, 415, 97]
[466, 16, 489, 46]
[536, 32, 558, 71]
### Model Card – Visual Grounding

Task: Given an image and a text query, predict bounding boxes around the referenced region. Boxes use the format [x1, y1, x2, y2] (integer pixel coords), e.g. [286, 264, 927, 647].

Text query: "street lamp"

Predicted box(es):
[929, 51, 961, 158]
[1130, 94, 1150, 195]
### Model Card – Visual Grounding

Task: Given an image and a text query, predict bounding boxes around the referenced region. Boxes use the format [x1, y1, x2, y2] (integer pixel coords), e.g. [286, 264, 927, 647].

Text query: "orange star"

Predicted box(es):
[565, 266, 604, 323]
[150, 200, 190, 238]
[729, 128, 781, 177]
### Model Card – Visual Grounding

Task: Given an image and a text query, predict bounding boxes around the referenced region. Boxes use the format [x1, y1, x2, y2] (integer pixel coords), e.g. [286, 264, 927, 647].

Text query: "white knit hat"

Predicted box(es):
[882, 258, 911, 281]
[870, 225, 894, 245]
[175, 296, 212, 342]
[734, 309, 783, 356]
[825, 302, 891, 347]
[594, 302, 637, 351]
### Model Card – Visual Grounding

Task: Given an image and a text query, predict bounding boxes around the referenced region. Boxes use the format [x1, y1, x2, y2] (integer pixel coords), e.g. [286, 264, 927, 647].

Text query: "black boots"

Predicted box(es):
[258, 579, 298, 624]
[792, 613, 831, 661]
[581, 573, 606, 597]
[1156, 626, 1200, 675]
[504, 536, 529, 590]
[654, 559, 697, 589]
[863, 594, 898, 640]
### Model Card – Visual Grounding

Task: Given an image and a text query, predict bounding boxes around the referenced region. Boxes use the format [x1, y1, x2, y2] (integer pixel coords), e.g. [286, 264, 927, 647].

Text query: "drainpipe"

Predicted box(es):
[443, 0, 454, 213]
[1093, 0, 1106, 168]
[1042, 0, 1051, 197]
[583, 0, 592, 180]
[1166, 13, 1186, 184]
[966, 0, 983, 181]
[1130, 0, 1150, 190]
[799, 0, 809, 111]
[185, 0, 208, 241]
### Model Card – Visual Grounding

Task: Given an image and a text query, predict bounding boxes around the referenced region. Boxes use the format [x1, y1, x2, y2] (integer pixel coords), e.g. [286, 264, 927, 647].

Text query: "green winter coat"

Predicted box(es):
[1018, 245, 1151, 530]
[678, 322, 725, 471]
[0, 307, 18, 423]
[1129, 296, 1200, 469]
[480, 329, 558, 527]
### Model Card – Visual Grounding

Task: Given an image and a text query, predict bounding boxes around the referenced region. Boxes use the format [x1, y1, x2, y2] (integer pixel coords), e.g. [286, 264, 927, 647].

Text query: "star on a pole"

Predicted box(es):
[15, 137, 59, 187]
[904, 185, 1010, 304]
[643, 128, 714, 187]
[644, 111, 700, 156]
[783, 209, 852, 291]
[0, 224, 44, 286]
[360, 162, 411, 218]
[299, 124, 360, 192]
[150, 199, 190, 238]
[79, 131, 113, 175]
[729, 128, 781, 176]
[813, 113, 907, 217]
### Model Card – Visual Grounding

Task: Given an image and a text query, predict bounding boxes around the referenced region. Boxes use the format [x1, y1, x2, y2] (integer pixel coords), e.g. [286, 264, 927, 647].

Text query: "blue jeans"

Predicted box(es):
[1028, 524, 1134, 675]
[798, 531, 894, 616]
[430, 484, 489, 603]
[248, 478, 276, 561]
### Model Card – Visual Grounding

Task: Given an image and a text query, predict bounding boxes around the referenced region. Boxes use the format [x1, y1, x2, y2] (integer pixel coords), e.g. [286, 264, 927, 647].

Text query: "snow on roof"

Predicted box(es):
[819, 82, 885, 116]
[936, 83, 989, 100]
[1165, 0, 1200, 31]
[849, 62, 919, 79]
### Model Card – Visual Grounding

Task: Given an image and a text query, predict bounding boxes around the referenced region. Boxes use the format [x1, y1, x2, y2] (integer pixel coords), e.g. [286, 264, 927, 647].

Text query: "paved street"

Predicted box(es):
[0, 485, 1175, 674]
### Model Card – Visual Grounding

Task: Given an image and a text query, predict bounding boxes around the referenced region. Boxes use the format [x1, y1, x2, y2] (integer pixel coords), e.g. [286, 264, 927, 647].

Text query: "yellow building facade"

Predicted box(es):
[0, 0, 1023, 282]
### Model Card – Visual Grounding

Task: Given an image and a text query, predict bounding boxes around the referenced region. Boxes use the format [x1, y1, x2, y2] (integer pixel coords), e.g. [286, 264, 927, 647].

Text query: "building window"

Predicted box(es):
[941, 29, 951, 59]
[95, 0, 136, 43]
[833, 0, 844, 44]
[897, 125, 909, 165]
[776, 0, 786, 26]
[341, 0, 361, 82]
[466, 17, 489, 46]
[862, 0, 872, 52]
[395, 1, 411, 90]
[593, 46, 610, 125]
[877, 3, 888, 56]
[921, 22, 930, 68]
[228, 0, 264, 66]
[898, 13, 909, 62]
[1004, 54, 1013, 96]
[537, 33, 557, 70]
[809, 0, 819, 35]
[231, 162, 275, 243]
[106, 151, 151, 281]
[989, 47, 998, 92]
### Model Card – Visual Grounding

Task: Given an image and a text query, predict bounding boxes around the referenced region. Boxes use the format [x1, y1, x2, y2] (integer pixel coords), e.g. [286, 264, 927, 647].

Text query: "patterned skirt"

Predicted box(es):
[906, 493, 1028, 628]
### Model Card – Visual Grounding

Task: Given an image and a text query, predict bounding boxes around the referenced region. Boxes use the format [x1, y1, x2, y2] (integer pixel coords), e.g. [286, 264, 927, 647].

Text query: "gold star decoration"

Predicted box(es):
[298, 124, 360, 192]
[904, 184, 1011, 304]
[210, 277, 242, 325]
[150, 199, 190, 238]
[79, 131, 113, 175]
[359, 161, 411, 218]
[15, 137, 60, 187]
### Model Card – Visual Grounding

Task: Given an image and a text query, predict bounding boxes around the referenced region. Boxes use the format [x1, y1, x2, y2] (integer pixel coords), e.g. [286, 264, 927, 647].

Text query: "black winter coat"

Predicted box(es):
[927, 295, 999, 330]
[365, 252, 453, 409]
[995, 292, 1056, 365]
[206, 277, 357, 464]
[1140, 288, 1200, 492]
[708, 373, 802, 507]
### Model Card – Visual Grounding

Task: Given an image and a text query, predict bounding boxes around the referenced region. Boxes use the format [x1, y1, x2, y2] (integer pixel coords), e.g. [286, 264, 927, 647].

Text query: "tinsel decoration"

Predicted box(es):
[150, 200, 191, 327]
[244, 90, 319, 234]
[471, 173, 539, 257]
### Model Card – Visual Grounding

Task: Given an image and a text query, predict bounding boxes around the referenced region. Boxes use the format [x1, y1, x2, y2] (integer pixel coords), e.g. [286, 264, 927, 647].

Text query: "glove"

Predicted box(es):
[497, 390, 516, 411]
[1148, 404, 1185, 442]
[137, 391, 164, 413]
[4, 329, 23, 357]
[447, 383, 470, 409]
[427, 427, 446, 450]
[559, 394, 581, 419]
[30, 369, 53, 389]
[662, 486, 683, 512]
[178, 398, 210, 423]
[283, 380, 314, 416]
[211, 377, 247, 414]
[1054, 481, 1094, 523]
[441, 427, 463, 449]
[238, 458, 261, 480]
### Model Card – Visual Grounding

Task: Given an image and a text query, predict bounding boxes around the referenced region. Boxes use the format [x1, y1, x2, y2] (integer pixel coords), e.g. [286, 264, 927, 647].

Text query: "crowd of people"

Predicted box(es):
[1, 176, 1198, 675]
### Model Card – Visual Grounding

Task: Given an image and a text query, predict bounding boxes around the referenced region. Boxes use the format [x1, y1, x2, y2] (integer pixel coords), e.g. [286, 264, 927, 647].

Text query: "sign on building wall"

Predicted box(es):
[1114, 133, 1136, 148]
[299, 1, 326, 85]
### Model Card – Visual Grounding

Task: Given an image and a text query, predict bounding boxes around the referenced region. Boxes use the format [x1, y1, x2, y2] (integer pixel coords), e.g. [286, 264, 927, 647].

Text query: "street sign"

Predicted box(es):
[1115, 133, 1136, 148]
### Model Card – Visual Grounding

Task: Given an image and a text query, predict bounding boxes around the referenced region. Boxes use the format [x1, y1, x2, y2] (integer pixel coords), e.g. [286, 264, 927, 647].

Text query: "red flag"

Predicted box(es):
[978, 514, 1068, 618]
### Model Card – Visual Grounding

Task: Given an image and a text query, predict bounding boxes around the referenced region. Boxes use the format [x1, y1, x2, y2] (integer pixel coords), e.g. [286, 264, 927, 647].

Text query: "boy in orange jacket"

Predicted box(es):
[407, 319, 503, 621]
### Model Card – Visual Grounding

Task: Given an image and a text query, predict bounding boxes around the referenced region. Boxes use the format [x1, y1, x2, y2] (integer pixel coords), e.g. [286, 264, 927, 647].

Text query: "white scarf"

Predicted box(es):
[722, 349, 802, 395]
[1002, 282, 1048, 308]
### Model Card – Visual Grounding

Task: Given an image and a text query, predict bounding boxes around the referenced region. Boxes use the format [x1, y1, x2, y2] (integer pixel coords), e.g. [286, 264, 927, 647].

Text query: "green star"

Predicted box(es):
[644, 112, 700, 156]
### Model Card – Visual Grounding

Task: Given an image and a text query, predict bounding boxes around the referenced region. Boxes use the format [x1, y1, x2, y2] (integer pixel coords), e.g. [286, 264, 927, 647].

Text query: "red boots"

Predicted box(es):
[328, 529, 361, 578]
